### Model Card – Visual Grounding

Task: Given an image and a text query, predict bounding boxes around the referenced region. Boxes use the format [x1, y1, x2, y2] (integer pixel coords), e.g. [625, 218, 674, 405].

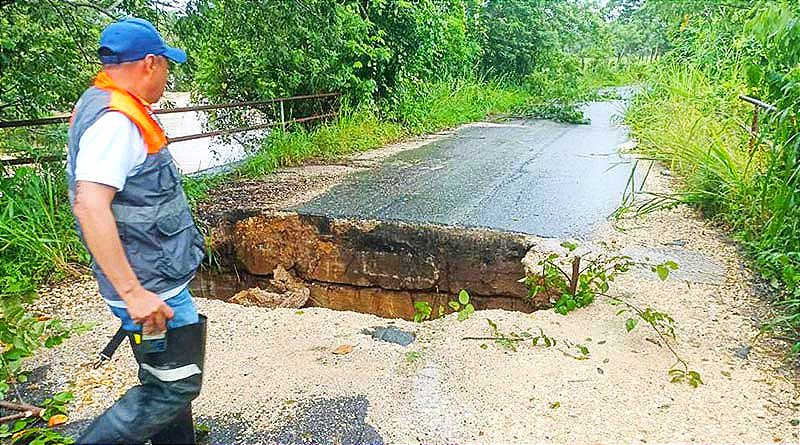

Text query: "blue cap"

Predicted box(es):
[98, 18, 187, 64]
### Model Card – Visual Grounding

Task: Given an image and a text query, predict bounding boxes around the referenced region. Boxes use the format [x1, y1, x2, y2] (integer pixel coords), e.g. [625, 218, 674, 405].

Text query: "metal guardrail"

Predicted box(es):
[0, 92, 340, 166]
[738, 94, 777, 112]
[738, 94, 776, 154]
[168, 112, 338, 144]
[0, 92, 340, 129]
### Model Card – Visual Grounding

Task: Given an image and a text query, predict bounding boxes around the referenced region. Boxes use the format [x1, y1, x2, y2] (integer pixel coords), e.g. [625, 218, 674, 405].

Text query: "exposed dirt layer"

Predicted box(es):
[23, 126, 800, 444]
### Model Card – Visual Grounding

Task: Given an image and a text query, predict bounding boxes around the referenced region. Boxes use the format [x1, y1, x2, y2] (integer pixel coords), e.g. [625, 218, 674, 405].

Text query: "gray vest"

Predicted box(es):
[67, 87, 204, 304]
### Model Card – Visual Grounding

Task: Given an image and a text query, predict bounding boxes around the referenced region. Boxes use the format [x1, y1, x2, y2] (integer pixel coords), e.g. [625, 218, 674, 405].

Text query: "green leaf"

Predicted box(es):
[560, 241, 578, 252]
[52, 392, 73, 403]
[448, 301, 460, 311]
[688, 371, 703, 386]
[625, 318, 638, 332]
[656, 265, 669, 281]
[458, 290, 469, 305]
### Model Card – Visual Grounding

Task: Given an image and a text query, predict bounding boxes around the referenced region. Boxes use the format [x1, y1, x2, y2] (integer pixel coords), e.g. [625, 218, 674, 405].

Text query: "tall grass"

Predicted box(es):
[0, 166, 87, 298]
[386, 79, 529, 133]
[626, 65, 800, 352]
[626, 66, 755, 214]
[239, 106, 405, 178]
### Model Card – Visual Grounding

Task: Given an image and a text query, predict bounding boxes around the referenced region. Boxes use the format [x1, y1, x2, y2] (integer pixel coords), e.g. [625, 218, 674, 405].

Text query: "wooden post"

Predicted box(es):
[569, 256, 581, 296]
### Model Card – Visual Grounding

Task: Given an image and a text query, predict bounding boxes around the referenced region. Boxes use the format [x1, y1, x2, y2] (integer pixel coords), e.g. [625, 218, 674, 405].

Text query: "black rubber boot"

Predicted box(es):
[77, 315, 207, 445]
[150, 405, 195, 445]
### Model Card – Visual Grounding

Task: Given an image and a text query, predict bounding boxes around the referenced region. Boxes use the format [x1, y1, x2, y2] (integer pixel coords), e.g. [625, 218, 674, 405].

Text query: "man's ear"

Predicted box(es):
[142, 54, 158, 73]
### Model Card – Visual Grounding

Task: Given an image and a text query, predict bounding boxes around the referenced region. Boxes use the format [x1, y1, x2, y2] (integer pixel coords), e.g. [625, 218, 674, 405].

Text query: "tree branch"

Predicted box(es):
[597, 292, 687, 370]
[56, 0, 118, 19]
[0, 401, 43, 418]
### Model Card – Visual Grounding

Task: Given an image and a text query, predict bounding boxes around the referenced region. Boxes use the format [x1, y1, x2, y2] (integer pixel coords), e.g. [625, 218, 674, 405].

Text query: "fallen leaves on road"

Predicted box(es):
[48, 414, 68, 427]
[332, 344, 354, 355]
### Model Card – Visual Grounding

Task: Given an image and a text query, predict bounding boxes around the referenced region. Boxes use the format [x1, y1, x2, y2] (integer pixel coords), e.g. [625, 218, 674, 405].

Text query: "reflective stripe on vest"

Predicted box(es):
[111, 193, 189, 223]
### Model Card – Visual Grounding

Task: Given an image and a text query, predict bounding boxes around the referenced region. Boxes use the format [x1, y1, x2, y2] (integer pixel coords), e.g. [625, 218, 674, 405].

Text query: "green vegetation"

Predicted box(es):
[0, 0, 704, 438]
[621, 1, 800, 355]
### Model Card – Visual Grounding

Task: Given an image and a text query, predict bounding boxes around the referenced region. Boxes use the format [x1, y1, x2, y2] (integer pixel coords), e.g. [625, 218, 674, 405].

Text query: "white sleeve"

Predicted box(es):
[75, 112, 147, 191]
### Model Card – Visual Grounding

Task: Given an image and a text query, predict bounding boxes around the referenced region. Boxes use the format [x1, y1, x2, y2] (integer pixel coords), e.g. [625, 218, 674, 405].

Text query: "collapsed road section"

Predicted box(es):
[191, 211, 554, 319]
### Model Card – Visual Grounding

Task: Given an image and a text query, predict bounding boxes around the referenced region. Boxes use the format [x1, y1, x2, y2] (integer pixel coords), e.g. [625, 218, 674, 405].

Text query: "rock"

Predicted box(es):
[272, 264, 293, 285]
[271, 264, 307, 293]
[362, 326, 415, 346]
[621, 246, 726, 285]
[733, 344, 751, 360]
[229, 286, 309, 309]
[307, 282, 540, 320]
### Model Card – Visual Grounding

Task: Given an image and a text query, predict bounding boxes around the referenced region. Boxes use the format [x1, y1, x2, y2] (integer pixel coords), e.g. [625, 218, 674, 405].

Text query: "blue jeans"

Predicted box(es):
[108, 287, 199, 332]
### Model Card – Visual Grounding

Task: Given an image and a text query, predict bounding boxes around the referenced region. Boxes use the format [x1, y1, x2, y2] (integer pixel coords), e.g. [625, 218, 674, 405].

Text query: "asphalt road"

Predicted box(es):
[296, 99, 635, 238]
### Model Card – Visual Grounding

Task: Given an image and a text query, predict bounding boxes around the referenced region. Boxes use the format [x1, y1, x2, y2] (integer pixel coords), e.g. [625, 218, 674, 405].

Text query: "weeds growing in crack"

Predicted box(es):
[459, 241, 701, 387]
[520, 241, 701, 386]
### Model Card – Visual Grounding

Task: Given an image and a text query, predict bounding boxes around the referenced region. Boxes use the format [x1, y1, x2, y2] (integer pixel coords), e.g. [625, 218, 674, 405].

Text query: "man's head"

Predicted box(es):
[98, 18, 186, 103]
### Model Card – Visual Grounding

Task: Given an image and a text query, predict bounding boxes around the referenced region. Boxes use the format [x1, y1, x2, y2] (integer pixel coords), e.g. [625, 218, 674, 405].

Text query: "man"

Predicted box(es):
[67, 18, 207, 444]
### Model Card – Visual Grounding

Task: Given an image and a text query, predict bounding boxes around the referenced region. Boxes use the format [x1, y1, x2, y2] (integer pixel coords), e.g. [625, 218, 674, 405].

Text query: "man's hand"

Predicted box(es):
[126, 286, 174, 334]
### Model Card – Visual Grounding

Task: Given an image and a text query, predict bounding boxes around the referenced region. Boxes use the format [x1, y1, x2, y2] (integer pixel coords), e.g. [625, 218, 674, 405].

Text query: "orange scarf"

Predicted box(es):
[93, 71, 167, 154]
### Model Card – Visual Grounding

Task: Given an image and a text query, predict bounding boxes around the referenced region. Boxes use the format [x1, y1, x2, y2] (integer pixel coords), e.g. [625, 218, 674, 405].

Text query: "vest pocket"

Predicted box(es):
[157, 157, 181, 193]
[155, 212, 204, 280]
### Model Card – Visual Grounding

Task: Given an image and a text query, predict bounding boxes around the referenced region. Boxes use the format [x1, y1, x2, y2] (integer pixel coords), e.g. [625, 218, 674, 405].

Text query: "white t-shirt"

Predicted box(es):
[76, 111, 189, 306]
[75, 112, 147, 191]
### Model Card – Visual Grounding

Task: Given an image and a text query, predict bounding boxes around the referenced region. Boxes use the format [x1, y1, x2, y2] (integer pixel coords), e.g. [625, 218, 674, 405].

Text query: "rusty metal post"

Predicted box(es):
[748, 104, 759, 155]
[738, 95, 776, 156]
